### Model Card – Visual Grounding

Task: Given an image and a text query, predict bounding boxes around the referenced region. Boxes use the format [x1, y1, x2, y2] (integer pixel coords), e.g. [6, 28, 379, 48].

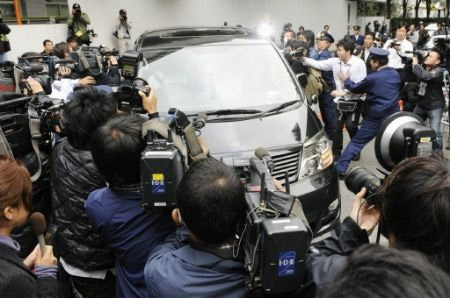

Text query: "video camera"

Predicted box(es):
[240, 149, 312, 294]
[344, 112, 437, 207]
[0, 61, 15, 93]
[15, 55, 76, 94]
[114, 50, 150, 113]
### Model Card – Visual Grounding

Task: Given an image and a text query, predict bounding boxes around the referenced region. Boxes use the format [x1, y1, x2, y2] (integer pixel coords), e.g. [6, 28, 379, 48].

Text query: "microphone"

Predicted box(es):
[255, 147, 274, 173]
[29, 212, 47, 255]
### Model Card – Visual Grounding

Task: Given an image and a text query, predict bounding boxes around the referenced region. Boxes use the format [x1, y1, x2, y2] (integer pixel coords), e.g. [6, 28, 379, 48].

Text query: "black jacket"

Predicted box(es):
[0, 244, 58, 298]
[50, 138, 114, 270]
[305, 217, 369, 292]
[413, 64, 445, 110]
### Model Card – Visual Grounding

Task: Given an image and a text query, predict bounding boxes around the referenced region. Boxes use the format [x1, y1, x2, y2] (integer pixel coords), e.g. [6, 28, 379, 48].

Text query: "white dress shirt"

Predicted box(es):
[303, 55, 367, 102]
[383, 38, 413, 69]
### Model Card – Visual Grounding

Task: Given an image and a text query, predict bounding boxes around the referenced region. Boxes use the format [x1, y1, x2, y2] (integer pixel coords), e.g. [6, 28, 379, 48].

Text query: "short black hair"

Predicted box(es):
[63, 86, 117, 150]
[396, 21, 408, 31]
[320, 244, 450, 298]
[380, 156, 450, 274]
[52, 42, 70, 59]
[43, 39, 53, 47]
[177, 158, 246, 245]
[91, 115, 145, 187]
[369, 55, 388, 67]
[66, 36, 76, 43]
[364, 32, 375, 40]
[336, 39, 356, 54]
[430, 47, 443, 61]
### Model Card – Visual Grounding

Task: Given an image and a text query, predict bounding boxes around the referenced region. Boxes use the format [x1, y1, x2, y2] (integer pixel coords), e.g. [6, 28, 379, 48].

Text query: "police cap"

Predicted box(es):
[318, 33, 334, 43]
[369, 48, 389, 59]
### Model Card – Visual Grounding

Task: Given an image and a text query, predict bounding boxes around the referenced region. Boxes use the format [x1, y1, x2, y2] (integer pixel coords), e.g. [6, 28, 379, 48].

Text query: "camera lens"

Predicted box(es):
[345, 167, 381, 206]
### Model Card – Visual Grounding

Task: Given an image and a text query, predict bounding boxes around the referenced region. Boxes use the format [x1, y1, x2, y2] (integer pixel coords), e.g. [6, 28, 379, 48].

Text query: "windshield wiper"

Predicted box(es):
[259, 100, 301, 115]
[203, 109, 262, 116]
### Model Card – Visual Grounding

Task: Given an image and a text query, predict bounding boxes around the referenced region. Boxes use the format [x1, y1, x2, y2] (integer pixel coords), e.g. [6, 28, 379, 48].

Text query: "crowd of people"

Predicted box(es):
[283, 20, 450, 176]
[0, 5, 450, 298]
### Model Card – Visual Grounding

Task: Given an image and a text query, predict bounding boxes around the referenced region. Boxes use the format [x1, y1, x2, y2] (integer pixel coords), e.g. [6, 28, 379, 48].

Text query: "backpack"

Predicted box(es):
[304, 68, 327, 104]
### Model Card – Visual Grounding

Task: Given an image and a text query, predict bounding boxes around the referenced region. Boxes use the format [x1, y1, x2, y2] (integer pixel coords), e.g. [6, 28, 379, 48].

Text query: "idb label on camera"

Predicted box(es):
[278, 251, 296, 277]
[152, 174, 165, 194]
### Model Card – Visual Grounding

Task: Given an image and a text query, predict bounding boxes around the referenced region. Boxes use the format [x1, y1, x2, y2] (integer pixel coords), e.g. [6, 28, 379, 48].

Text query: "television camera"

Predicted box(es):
[139, 108, 312, 294]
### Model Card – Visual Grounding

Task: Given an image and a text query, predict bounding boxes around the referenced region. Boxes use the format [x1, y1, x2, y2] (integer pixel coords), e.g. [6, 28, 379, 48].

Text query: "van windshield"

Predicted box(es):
[139, 43, 301, 114]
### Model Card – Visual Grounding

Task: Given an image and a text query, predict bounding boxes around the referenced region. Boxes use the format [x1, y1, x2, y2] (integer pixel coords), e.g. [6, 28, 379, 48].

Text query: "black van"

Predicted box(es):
[135, 27, 340, 235]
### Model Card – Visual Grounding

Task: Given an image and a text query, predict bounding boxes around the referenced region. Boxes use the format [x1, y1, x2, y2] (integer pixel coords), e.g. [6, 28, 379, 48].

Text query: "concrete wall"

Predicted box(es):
[5, 0, 355, 62]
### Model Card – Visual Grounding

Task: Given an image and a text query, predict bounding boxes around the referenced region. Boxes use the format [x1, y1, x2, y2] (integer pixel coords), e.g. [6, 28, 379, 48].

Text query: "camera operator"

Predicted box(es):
[306, 156, 450, 291]
[301, 39, 367, 160]
[321, 245, 450, 298]
[67, 3, 91, 46]
[411, 49, 445, 153]
[334, 48, 401, 176]
[115, 9, 132, 54]
[50, 87, 118, 297]
[0, 155, 58, 298]
[0, 9, 11, 63]
[144, 157, 250, 298]
[50, 42, 96, 100]
[86, 89, 176, 297]
[383, 22, 413, 70]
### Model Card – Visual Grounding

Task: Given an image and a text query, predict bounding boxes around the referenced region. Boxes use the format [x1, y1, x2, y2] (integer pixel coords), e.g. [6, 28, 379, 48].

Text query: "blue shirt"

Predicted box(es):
[85, 188, 175, 298]
[344, 66, 401, 118]
[145, 226, 250, 298]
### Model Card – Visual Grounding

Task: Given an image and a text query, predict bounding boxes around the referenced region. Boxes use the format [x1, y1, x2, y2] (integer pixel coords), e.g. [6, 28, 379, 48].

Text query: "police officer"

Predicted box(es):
[334, 48, 401, 176]
[310, 33, 337, 142]
[351, 26, 364, 46]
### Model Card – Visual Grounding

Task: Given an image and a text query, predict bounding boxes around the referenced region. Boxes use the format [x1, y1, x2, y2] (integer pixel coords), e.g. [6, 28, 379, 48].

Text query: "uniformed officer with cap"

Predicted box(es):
[309, 32, 337, 142]
[352, 25, 364, 46]
[334, 48, 401, 176]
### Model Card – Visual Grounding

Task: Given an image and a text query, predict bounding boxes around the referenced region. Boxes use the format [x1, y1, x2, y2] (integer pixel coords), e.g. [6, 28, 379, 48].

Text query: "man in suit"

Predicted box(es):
[358, 32, 375, 73]
[352, 26, 364, 46]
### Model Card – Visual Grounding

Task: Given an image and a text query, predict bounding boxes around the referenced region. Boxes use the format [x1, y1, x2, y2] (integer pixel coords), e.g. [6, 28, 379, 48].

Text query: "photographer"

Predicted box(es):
[86, 89, 176, 297]
[0, 9, 11, 63]
[320, 245, 450, 298]
[67, 3, 91, 46]
[383, 22, 413, 70]
[307, 156, 450, 290]
[51, 87, 117, 297]
[0, 155, 58, 298]
[411, 49, 445, 153]
[115, 9, 132, 54]
[334, 48, 401, 176]
[144, 157, 249, 298]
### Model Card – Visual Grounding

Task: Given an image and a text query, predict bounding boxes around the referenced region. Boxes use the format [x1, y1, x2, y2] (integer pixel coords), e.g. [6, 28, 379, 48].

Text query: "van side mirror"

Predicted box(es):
[296, 73, 308, 88]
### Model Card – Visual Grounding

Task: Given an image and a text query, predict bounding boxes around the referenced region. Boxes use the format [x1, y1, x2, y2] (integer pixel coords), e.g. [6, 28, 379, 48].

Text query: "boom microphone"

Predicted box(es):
[29, 212, 47, 255]
[255, 147, 274, 173]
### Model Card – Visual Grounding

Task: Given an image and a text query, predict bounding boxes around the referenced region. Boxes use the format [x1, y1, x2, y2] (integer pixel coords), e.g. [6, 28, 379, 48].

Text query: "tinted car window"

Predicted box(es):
[138, 42, 300, 114]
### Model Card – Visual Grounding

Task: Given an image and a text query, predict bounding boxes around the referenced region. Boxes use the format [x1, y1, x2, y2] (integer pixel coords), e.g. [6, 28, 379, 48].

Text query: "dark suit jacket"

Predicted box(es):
[358, 48, 373, 74]
[0, 244, 58, 298]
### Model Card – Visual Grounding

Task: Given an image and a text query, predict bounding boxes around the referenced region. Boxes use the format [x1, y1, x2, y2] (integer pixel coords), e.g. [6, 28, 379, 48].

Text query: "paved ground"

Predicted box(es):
[337, 123, 450, 244]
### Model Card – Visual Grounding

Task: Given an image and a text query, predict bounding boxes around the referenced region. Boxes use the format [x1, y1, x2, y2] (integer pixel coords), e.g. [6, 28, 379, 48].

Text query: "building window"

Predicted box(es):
[0, 0, 69, 24]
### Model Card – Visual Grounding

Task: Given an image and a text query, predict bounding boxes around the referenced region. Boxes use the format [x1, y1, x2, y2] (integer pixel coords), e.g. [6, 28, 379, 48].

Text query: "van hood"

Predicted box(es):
[201, 104, 321, 157]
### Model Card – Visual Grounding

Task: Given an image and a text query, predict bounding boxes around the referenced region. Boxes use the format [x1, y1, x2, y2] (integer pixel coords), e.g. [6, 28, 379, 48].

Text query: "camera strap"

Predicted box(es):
[0, 126, 13, 157]
[182, 123, 207, 162]
[28, 106, 43, 182]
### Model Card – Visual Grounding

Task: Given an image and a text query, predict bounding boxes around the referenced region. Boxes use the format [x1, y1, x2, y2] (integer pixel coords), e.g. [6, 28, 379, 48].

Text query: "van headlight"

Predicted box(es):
[299, 130, 333, 179]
